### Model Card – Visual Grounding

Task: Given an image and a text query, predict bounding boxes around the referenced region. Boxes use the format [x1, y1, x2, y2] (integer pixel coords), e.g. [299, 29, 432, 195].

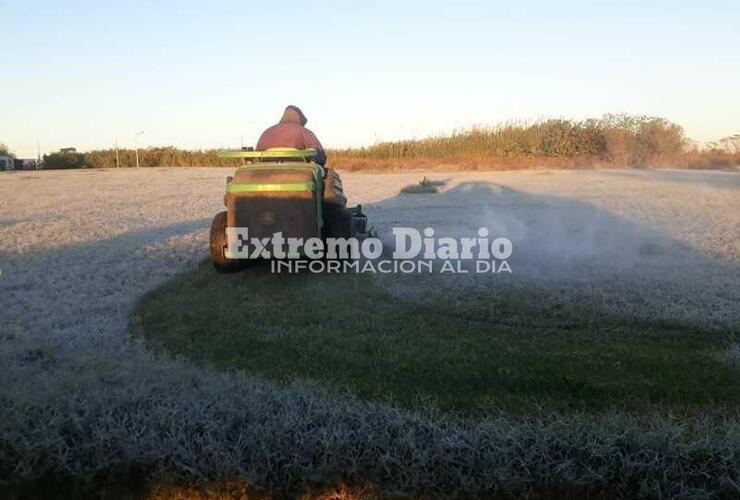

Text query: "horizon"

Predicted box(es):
[2, 0, 739, 158]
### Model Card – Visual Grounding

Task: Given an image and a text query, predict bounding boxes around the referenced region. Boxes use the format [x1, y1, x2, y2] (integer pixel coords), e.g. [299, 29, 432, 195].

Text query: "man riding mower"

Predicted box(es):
[210, 124, 370, 275]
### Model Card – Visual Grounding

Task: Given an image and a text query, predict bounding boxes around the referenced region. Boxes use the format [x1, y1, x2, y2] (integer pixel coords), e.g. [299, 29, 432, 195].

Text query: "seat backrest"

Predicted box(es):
[219, 147, 317, 163]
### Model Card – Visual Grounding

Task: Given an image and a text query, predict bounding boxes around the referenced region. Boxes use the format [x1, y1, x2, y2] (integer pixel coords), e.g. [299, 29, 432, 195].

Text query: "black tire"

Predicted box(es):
[351, 212, 367, 236]
[322, 207, 353, 239]
[210, 211, 243, 273]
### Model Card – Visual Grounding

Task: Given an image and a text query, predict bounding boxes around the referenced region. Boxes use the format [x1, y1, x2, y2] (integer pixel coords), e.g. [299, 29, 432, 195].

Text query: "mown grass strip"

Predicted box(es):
[136, 261, 740, 417]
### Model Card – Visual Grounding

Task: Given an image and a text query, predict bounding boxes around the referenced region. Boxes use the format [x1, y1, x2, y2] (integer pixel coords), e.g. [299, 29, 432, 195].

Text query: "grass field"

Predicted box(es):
[3, 167, 739, 498]
[136, 261, 740, 418]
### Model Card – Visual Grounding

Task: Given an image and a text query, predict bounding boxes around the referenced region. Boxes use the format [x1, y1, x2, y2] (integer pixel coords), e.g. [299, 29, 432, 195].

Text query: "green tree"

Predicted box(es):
[43, 150, 87, 169]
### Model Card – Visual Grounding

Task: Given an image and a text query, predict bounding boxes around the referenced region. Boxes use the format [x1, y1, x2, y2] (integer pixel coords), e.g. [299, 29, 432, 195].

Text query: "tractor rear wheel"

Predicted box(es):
[322, 207, 353, 239]
[210, 211, 242, 273]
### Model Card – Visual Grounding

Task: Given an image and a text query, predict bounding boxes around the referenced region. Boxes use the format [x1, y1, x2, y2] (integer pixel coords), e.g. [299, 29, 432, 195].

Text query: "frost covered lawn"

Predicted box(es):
[136, 261, 740, 417]
[2, 167, 739, 497]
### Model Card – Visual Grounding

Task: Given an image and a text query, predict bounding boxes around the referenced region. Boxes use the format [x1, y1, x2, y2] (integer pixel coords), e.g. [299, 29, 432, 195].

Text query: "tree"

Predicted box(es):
[43, 150, 87, 169]
[0, 142, 9, 155]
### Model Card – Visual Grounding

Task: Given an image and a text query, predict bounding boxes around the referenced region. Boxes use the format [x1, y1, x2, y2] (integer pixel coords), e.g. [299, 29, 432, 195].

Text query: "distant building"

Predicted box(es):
[59, 147, 77, 154]
[15, 158, 37, 170]
[0, 154, 15, 171]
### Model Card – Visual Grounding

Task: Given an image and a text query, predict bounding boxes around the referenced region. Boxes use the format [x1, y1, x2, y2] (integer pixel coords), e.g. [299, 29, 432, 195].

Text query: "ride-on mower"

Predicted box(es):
[209, 147, 368, 272]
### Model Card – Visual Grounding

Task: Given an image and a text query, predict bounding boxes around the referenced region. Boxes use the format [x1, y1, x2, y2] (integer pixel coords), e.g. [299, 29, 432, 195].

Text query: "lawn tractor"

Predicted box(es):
[210, 148, 368, 272]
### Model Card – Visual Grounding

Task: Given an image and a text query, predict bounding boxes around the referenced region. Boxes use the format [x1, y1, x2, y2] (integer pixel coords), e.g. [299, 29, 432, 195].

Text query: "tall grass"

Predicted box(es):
[36, 114, 738, 171]
[82, 147, 241, 169]
[332, 114, 687, 167]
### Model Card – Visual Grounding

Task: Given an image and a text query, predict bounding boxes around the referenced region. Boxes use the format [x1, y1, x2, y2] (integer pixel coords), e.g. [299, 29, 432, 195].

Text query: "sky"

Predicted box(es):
[1, 0, 738, 158]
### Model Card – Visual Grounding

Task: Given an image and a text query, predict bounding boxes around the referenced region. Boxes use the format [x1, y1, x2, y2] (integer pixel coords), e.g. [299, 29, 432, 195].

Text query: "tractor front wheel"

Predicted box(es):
[210, 211, 242, 273]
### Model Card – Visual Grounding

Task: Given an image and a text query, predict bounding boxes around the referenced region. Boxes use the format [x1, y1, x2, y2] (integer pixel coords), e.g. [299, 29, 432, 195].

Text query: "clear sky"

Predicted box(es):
[1, 0, 738, 158]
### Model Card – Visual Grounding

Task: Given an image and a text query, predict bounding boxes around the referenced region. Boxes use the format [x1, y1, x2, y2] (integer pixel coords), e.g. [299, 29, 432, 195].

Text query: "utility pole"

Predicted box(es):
[240, 134, 245, 165]
[134, 130, 144, 167]
[115, 138, 120, 168]
[36, 138, 41, 170]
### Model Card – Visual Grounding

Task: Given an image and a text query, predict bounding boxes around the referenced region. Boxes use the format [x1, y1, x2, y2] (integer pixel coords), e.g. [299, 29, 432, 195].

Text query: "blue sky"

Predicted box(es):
[1, 0, 738, 157]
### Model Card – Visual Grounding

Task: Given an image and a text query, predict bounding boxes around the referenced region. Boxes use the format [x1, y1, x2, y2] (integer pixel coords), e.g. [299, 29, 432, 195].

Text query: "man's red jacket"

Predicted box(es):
[256, 106, 327, 165]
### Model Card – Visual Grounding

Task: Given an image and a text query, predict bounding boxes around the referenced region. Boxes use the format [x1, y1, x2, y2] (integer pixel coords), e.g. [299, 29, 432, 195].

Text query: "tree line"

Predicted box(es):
[32, 114, 738, 170]
[43, 147, 242, 169]
[332, 114, 687, 166]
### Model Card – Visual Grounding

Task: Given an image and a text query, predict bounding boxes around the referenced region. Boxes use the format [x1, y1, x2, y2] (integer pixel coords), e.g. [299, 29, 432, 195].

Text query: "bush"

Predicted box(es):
[30, 114, 735, 171]
[83, 147, 240, 168]
[332, 114, 692, 167]
[42, 151, 87, 170]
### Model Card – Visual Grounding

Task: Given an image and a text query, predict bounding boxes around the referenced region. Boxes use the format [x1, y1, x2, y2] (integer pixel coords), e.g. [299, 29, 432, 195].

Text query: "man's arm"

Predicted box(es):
[303, 129, 327, 165]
